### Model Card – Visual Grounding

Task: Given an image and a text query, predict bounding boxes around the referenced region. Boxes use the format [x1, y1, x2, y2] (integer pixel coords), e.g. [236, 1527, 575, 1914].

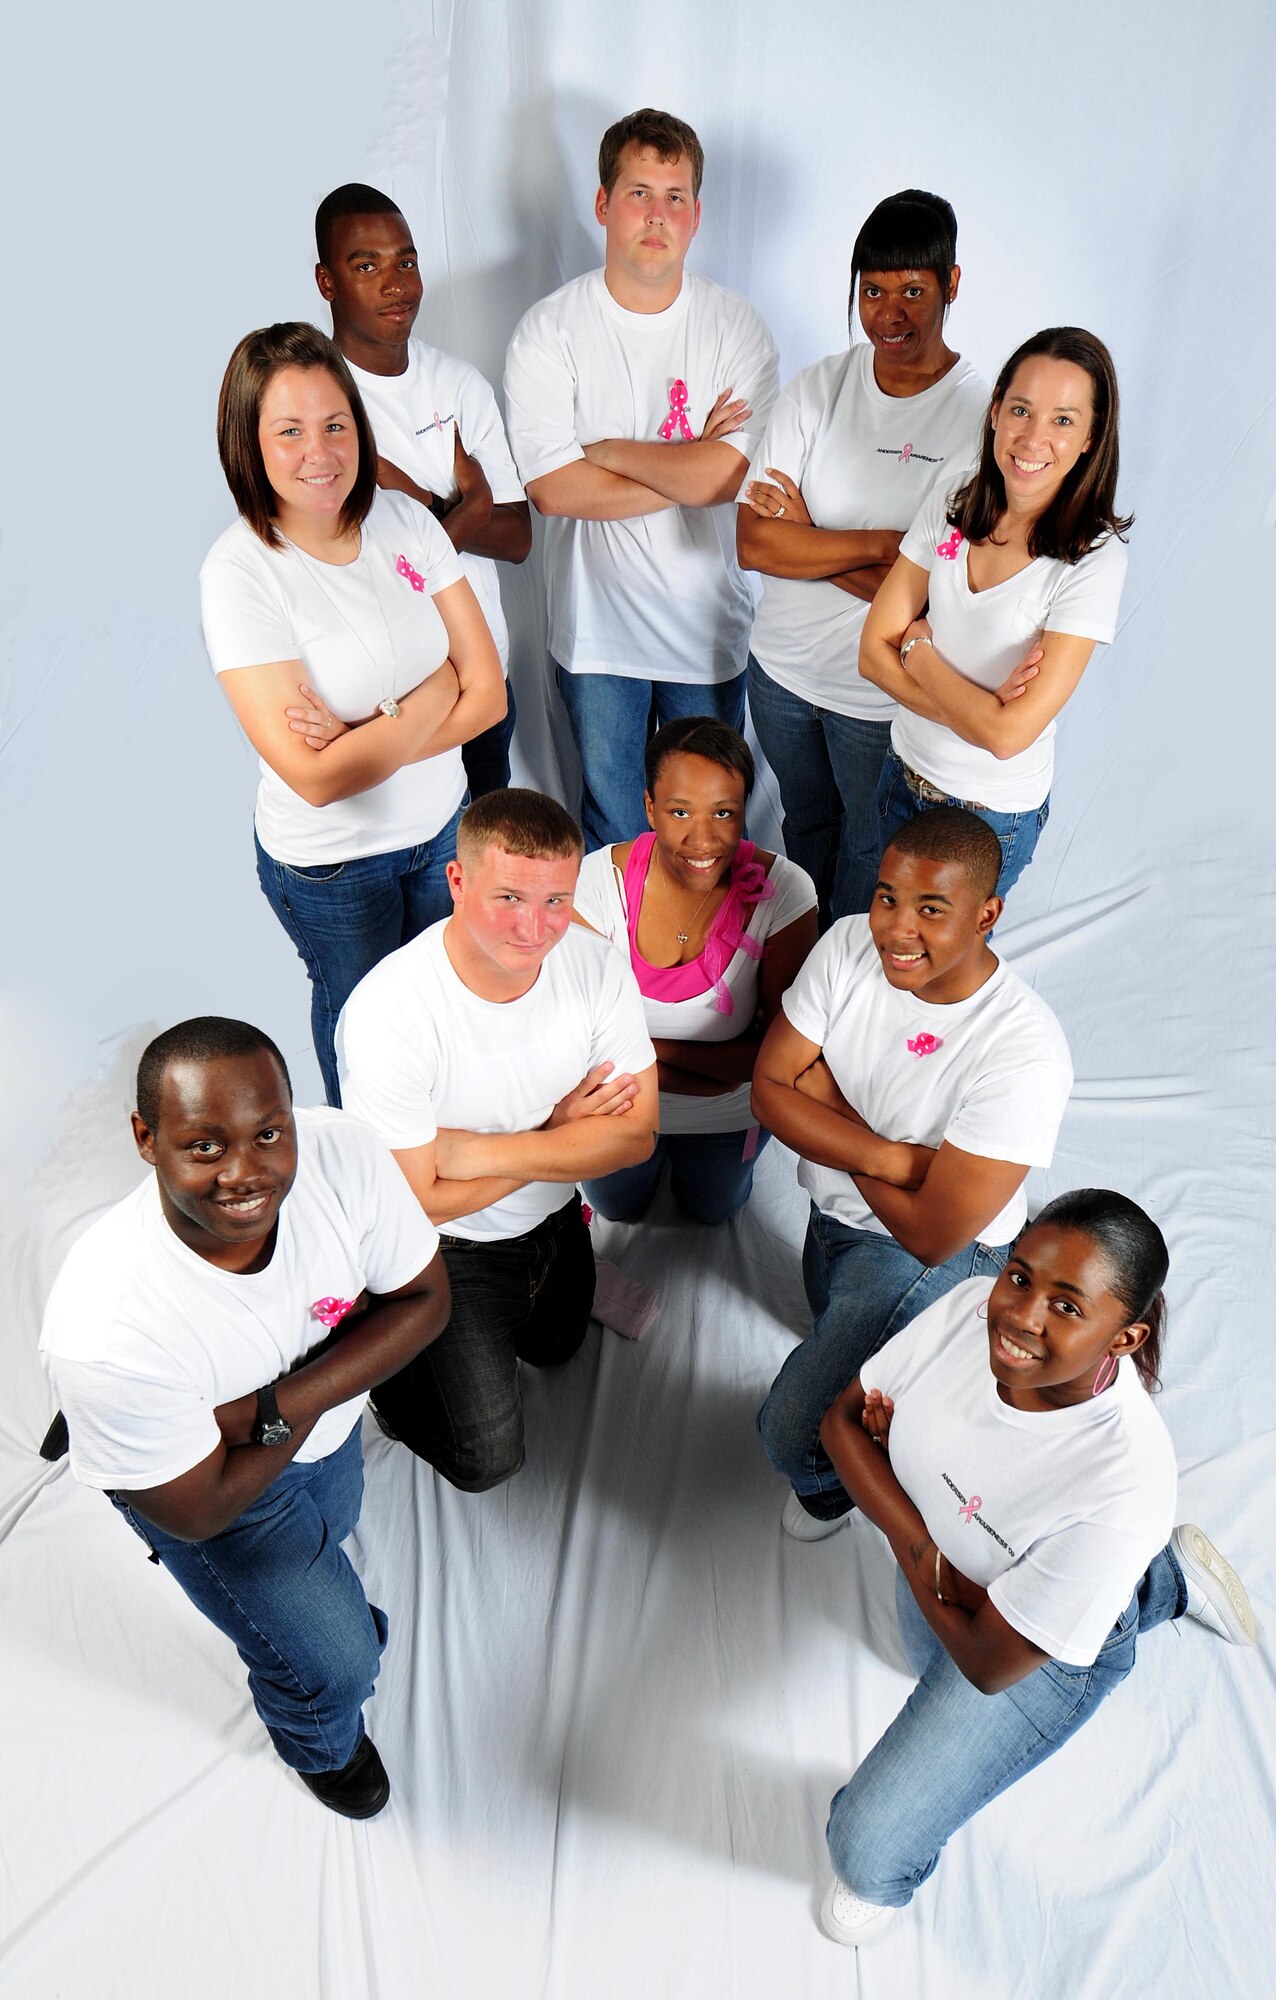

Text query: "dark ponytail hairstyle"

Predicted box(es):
[1028, 1188, 1168, 1390]
[948, 326, 1133, 564]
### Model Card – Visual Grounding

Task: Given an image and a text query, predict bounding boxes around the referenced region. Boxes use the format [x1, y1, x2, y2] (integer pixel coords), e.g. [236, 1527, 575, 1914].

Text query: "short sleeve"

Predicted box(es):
[335, 1116, 441, 1291]
[585, 950, 657, 1076]
[572, 848, 628, 951]
[740, 371, 812, 504]
[50, 1351, 221, 1492]
[943, 1031, 1073, 1169]
[451, 363, 526, 505]
[1042, 533, 1128, 643]
[759, 856, 818, 936]
[200, 535, 295, 674]
[385, 490, 465, 596]
[713, 300, 780, 464]
[990, 1515, 1165, 1668]
[504, 307, 586, 486]
[899, 481, 952, 573]
[780, 924, 842, 1048]
[336, 977, 441, 1153]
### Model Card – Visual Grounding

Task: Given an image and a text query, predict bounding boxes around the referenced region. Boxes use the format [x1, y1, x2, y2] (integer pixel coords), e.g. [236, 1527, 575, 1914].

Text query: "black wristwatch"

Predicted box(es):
[253, 1383, 294, 1447]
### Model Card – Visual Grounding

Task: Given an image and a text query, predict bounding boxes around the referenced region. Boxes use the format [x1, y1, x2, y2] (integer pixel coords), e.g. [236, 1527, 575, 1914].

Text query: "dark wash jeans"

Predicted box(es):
[371, 1194, 596, 1491]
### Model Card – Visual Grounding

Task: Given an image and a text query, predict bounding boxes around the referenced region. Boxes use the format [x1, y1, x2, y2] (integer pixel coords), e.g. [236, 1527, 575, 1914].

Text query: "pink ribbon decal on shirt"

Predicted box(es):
[936, 527, 964, 560]
[899, 442, 913, 465]
[658, 379, 695, 442]
[958, 1493, 982, 1524]
[396, 553, 426, 593]
[312, 1296, 357, 1328]
[907, 1032, 942, 1058]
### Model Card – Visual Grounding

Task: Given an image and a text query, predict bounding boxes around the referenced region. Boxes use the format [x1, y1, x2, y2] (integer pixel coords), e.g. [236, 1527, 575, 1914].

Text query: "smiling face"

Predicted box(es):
[257, 365, 360, 539]
[855, 266, 956, 380]
[444, 842, 581, 1000]
[645, 752, 746, 895]
[991, 355, 1095, 521]
[868, 847, 1001, 1003]
[316, 210, 423, 374]
[132, 1051, 297, 1272]
[986, 1223, 1150, 1410]
[596, 145, 700, 306]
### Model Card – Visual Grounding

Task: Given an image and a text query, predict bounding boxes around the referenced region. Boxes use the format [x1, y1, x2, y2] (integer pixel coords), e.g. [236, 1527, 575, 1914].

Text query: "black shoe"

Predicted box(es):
[298, 1735, 391, 1819]
[39, 1411, 70, 1461]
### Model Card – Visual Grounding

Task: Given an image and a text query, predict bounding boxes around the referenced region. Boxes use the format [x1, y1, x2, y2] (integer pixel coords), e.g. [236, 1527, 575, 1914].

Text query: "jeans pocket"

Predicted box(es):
[281, 860, 349, 884]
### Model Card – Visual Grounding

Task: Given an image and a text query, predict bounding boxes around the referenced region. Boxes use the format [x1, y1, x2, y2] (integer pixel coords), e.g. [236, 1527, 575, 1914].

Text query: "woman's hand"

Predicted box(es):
[994, 641, 1045, 705]
[860, 1387, 894, 1449]
[742, 466, 813, 527]
[699, 387, 753, 442]
[285, 683, 351, 751]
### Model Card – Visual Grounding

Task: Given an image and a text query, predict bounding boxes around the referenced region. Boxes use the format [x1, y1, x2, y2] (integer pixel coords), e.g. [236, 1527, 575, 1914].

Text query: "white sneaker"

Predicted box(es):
[819, 1877, 897, 1945]
[782, 1491, 850, 1542]
[1172, 1523, 1257, 1645]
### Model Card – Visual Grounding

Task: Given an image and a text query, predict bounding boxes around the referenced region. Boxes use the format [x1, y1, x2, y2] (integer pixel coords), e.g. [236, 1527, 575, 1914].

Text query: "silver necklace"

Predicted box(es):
[654, 847, 723, 948]
[288, 533, 404, 719]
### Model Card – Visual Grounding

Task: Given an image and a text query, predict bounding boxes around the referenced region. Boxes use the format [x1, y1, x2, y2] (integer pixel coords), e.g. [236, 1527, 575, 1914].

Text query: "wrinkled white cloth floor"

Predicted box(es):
[2, 934, 1273, 2000]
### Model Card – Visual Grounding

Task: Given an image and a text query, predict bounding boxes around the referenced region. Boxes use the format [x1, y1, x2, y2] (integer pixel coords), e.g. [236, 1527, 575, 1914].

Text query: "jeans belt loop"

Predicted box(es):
[902, 762, 990, 814]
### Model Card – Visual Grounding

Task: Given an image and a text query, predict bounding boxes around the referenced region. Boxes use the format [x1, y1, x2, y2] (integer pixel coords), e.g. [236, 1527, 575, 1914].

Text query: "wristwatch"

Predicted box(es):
[253, 1383, 293, 1447]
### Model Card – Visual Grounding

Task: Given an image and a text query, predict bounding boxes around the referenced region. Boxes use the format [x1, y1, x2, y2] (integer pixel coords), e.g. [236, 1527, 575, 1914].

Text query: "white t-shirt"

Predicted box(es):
[504, 269, 779, 684]
[745, 346, 987, 720]
[348, 340, 525, 673]
[891, 482, 1130, 810]
[862, 1278, 1177, 1667]
[573, 845, 817, 1134]
[39, 1109, 441, 1494]
[200, 489, 467, 866]
[337, 920, 657, 1241]
[782, 918, 1072, 1244]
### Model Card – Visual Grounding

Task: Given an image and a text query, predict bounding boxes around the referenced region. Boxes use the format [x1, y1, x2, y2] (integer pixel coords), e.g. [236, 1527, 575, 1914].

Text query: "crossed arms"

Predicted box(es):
[750, 1013, 1028, 1266]
[527, 389, 755, 521]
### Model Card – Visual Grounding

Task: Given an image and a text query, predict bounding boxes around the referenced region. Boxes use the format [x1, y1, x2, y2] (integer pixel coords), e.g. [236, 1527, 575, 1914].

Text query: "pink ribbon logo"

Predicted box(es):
[907, 1032, 942, 1058]
[396, 554, 426, 593]
[958, 1493, 982, 1523]
[936, 527, 964, 560]
[899, 442, 913, 465]
[312, 1296, 357, 1328]
[658, 379, 695, 441]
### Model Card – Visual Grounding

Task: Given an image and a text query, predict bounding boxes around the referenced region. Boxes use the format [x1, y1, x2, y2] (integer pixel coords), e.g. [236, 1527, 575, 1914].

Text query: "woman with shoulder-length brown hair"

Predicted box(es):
[200, 321, 505, 1104]
[859, 326, 1132, 899]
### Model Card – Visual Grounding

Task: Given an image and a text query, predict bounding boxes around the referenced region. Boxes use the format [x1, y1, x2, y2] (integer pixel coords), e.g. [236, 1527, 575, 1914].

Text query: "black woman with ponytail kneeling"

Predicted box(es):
[807, 1188, 1255, 1946]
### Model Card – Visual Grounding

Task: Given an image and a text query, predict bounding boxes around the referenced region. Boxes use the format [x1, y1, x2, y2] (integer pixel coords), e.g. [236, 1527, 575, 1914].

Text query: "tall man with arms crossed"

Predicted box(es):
[338, 789, 658, 1492]
[752, 810, 1074, 1536]
[504, 108, 779, 845]
[316, 181, 532, 796]
[39, 1018, 450, 1818]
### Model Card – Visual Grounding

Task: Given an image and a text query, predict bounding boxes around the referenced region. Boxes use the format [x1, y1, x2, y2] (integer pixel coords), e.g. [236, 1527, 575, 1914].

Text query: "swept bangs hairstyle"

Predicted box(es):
[216, 322, 378, 550]
[949, 327, 1133, 564]
[599, 108, 704, 198]
[456, 788, 584, 867]
[851, 188, 958, 305]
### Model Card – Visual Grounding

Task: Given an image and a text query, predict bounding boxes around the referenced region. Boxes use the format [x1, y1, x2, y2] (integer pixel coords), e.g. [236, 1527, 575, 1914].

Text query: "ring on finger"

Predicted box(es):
[775, 505, 785, 518]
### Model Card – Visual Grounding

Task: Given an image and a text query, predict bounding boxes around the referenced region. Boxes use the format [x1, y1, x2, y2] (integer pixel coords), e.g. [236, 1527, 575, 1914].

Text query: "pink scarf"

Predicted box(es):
[622, 833, 775, 1015]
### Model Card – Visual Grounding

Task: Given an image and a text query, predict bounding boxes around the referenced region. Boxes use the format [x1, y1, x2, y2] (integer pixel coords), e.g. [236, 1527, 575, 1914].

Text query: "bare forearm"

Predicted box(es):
[587, 437, 746, 508]
[424, 1173, 528, 1225]
[528, 462, 674, 521]
[440, 484, 494, 554]
[738, 518, 900, 581]
[457, 501, 532, 563]
[858, 635, 950, 720]
[442, 1118, 655, 1183]
[828, 563, 892, 602]
[652, 1033, 759, 1086]
[750, 1077, 907, 1179]
[275, 1289, 451, 1425]
[848, 1173, 972, 1265]
[407, 669, 506, 759]
[905, 647, 1027, 755]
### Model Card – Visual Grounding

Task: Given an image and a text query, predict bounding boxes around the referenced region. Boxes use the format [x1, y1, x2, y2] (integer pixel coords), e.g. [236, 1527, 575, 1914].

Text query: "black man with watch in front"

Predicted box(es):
[38, 1017, 450, 1819]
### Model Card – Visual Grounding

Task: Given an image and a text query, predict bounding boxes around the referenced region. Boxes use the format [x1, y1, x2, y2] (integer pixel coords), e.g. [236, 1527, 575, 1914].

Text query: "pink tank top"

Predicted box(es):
[621, 833, 776, 1016]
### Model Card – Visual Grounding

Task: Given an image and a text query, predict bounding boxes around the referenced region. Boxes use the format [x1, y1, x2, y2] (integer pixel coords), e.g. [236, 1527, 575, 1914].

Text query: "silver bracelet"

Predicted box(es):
[899, 635, 934, 668]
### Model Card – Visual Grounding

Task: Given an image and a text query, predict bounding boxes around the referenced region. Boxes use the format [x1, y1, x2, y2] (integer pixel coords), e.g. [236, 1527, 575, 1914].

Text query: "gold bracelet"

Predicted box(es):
[935, 1545, 945, 1603]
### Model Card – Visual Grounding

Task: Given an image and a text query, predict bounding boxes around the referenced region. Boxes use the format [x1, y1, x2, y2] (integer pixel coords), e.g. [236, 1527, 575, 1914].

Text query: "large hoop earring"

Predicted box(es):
[976, 1298, 990, 1321]
[1091, 1353, 1119, 1396]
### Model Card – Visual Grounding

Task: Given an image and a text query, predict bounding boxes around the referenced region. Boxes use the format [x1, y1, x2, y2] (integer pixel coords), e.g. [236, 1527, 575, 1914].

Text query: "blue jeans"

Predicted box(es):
[829, 1555, 1187, 1906]
[555, 664, 748, 849]
[109, 1424, 386, 1775]
[586, 1126, 770, 1226]
[746, 657, 892, 924]
[875, 748, 1049, 901]
[371, 1195, 595, 1492]
[758, 1206, 1008, 1519]
[461, 676, 516, 798]
[255, 799, 464, 1106]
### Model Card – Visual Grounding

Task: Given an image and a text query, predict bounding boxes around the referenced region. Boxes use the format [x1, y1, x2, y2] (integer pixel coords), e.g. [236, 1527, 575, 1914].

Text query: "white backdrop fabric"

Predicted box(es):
[3, 3, 1275, 1996]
